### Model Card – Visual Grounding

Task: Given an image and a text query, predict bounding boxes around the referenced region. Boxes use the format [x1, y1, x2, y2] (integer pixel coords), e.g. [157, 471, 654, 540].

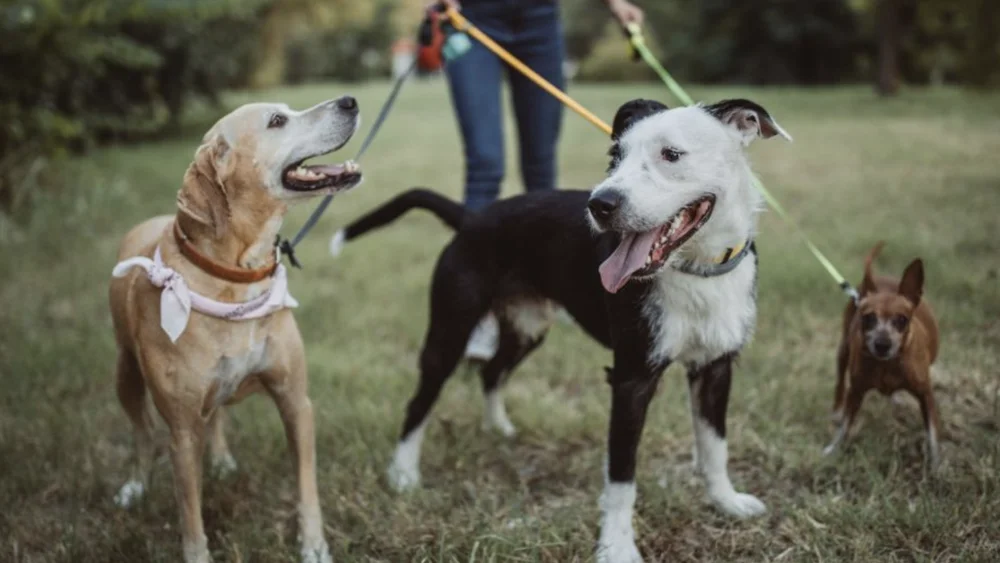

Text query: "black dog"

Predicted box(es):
[331, 98, 791, 562]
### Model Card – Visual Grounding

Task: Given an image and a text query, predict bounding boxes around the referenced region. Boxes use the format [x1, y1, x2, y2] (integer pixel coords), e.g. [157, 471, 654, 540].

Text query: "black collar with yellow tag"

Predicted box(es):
[672, 239, 754, 278]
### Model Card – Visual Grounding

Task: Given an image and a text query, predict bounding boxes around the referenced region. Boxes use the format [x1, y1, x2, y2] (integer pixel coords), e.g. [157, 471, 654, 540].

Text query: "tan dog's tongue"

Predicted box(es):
[599, 230, 658, 294]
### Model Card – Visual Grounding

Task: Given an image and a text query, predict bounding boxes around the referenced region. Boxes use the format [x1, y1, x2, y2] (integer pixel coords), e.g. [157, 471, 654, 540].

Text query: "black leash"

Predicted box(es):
[278, 59, 419, 268]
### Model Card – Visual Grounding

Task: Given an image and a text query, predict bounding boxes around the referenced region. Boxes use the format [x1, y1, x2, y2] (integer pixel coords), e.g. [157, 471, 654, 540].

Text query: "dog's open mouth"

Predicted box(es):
[599, 195, 716, 293]
[283, 158, 362, 193]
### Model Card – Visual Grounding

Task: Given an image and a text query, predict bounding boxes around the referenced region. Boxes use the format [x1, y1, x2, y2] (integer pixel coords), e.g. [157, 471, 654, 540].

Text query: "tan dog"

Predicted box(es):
[825, 242, 941, 469]
[109, 97, 362, 563]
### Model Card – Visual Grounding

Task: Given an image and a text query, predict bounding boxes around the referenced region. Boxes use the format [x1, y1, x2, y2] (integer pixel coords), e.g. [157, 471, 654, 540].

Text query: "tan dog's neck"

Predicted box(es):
[176, 142, 288, 271]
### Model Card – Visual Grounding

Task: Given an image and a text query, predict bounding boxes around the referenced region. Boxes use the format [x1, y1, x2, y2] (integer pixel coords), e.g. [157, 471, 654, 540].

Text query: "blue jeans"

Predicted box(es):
[445, 0, 566, 211]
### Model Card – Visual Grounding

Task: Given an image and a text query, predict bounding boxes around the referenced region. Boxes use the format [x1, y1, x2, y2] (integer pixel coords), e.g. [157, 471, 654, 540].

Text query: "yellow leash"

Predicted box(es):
[444, 7, 857, 302]
[445, 7, 613, 136]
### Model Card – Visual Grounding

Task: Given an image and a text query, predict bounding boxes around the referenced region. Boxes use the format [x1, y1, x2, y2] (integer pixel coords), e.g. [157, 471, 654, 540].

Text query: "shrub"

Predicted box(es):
[0, 0, 268, 212]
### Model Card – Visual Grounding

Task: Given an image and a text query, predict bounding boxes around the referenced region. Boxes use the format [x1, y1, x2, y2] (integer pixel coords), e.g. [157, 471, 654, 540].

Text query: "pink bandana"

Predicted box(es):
[112, 247, 298, 343]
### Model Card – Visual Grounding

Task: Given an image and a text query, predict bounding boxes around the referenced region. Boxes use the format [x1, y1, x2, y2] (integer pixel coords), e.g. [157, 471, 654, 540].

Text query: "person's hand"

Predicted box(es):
[606, 0, 644, 27]
[427, 0, 460, 11]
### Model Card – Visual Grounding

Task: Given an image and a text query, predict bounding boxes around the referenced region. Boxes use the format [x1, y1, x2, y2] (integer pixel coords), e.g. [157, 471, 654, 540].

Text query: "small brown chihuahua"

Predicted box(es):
[825, 242, 941, 469]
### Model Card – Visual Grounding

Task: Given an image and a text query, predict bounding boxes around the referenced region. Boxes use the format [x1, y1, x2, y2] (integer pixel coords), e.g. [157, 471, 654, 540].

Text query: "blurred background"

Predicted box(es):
[2, 0, 999, 215]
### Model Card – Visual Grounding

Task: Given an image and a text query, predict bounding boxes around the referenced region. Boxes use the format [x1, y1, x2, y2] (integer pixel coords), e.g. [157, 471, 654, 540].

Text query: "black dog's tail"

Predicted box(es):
[329, 188, 465, 256]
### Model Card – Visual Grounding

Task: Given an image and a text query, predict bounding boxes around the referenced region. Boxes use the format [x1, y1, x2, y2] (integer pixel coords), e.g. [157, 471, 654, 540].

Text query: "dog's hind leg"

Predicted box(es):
[114, 350, 154, 509]
[831, 339, 849, 423]
[479, 322, 546, 437]
[388, 263, 488, 492]
[207, 409, 237, 478]
[687, 354, 766, 519]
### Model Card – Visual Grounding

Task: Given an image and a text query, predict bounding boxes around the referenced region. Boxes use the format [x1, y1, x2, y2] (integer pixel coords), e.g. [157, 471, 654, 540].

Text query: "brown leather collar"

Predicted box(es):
[173, 221, 277, 284]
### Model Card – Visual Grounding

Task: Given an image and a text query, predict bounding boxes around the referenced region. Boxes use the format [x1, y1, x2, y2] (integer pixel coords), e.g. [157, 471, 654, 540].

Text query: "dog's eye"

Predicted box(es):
[661, 147, 683, 163]
[892, 315, 909, 330]
[861, 313, 877, 330]
[268, 114, 288, 129]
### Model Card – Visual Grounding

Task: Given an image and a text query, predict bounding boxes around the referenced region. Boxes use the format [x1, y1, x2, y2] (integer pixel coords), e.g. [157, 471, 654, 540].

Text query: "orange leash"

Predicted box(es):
[444, 6, 613, 137]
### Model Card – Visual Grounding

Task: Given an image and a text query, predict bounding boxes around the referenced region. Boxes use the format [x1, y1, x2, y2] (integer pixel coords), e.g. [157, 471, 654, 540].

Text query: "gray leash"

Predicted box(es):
[279, 59, 419, 268]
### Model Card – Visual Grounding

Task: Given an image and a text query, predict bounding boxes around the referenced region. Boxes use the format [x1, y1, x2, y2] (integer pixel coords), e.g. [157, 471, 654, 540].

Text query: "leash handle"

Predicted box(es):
[625, 24, 858, 303]
[278, 58, 419, 268]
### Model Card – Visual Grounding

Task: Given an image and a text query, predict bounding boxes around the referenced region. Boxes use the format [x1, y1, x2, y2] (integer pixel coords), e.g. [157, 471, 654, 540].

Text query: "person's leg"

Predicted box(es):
[507, 1, 565, 194]
[444, 22, 505, 212]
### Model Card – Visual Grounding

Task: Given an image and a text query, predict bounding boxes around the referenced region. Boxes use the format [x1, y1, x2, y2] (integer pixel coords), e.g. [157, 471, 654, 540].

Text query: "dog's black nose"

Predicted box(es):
[588, 190, 623, 221]
[337, 96, 358, 112]
[873, 338, 892, 356]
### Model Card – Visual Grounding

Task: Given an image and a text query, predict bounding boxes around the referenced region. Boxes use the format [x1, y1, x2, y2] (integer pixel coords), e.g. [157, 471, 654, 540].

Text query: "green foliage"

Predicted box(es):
[0, 0, 268, 212]
[284, 1, 397, 84]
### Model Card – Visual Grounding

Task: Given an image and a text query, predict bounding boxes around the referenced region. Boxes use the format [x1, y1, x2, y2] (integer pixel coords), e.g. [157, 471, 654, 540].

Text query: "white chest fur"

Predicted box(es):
[643, 258, 757, 368]
[209, 329, 270, 405]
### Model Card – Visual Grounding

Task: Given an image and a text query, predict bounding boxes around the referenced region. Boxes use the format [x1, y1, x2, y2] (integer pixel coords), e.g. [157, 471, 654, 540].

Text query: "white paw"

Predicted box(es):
[822, 443, 838, 457]
[114, 479, 145, 508]
[483, 416, 517, 438]
[387, 459, 421, 492]
[596, 536, 643, 563]
[182, 539, 212, 563]
[301, 540, 333, 563]
[712, 491, 767, 519]
[328, 229, 346, 257]
[211, 453, 238, 479]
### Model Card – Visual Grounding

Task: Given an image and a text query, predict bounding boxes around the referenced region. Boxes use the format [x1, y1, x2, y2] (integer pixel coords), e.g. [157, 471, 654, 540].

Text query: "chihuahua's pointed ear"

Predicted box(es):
[898, 259, 924, 307]
[611, 99, 669, 140]
[704, 99, 793, 145]
[177, 133, 232, 239]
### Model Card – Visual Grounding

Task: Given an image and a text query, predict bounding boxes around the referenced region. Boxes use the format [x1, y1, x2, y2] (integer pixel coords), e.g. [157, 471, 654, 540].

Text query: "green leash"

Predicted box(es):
[626, 24, 859, 303]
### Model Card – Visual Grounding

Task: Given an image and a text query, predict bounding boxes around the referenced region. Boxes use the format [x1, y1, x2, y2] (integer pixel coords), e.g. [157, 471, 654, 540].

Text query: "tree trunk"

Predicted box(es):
[875, 0, 900, 96]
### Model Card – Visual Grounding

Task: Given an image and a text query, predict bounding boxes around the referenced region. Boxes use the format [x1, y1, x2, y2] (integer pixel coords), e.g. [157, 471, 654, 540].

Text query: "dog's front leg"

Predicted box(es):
[266, 348, 332, 563]
[914, 386, 941, 471]
[597, 370, 662, 563]
[823, 380, 867, 457]
[687, 354, 766, 519]
[168, 423, 211, 563]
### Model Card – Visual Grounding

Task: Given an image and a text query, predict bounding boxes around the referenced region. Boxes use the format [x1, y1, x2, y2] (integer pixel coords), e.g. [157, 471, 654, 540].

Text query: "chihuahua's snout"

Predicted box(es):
[336, 96, 358, 113]
[588, 190, 623, 223]
[872, 335, 892, 357]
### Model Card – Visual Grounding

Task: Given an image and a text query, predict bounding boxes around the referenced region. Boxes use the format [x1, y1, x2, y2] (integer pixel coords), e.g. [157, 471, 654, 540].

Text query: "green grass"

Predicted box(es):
[2, 81, 1000, 562]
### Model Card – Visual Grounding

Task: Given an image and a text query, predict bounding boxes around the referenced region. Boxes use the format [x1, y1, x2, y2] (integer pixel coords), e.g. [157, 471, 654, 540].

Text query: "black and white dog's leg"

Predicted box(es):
[479, 325, 545, 437]
[597, 371, 662, 563]
[688, 354, 766, 518]
[387, 273, 485, 492]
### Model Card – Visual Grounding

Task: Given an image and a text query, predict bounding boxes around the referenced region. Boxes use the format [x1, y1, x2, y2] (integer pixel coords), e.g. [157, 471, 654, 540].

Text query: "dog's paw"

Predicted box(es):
[482, 416, 517, 438]
[822, 442, 839, 457]
[712, 491, 767, 519]
[596, 536, 643, 563]
[328, 229, 346, 258]
[114, 479, 145, 509]
[387, 460, 421, 492]
[210, 453, 238, 479]
[301, 539, 332, 563]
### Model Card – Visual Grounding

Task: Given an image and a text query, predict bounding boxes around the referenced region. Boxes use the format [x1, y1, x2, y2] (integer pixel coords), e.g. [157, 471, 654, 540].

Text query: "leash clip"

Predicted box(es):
[277, 236, 302, 269]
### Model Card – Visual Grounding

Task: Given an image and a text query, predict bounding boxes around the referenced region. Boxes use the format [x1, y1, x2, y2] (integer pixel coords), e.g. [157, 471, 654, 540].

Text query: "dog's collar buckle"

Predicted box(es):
[672, 239, 753, 278]
[173, 221, 278, 284]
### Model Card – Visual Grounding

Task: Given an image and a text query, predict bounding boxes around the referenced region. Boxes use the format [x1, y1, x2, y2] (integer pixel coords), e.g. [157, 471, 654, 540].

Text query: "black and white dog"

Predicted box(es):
[330, 98, 791, 562]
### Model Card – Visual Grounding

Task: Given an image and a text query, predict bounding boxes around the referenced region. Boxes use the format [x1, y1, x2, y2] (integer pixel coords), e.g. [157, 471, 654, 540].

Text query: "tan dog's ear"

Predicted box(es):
[898, 259, 924, 307]
[178, 134, 231, 238]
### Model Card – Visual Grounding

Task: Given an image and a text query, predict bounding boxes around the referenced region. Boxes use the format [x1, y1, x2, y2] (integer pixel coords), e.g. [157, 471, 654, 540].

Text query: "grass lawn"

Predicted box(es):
[1, 81, 999, 562]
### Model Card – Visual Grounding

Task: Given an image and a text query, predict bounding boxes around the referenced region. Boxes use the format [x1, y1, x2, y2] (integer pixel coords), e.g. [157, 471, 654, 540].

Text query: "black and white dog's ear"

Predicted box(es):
[704, 99, 792, 145]
[611, 99, 669, 140]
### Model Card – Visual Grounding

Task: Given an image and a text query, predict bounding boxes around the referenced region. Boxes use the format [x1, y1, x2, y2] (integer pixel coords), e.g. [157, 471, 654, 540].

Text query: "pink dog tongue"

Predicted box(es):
[599, 230, 658, 294]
